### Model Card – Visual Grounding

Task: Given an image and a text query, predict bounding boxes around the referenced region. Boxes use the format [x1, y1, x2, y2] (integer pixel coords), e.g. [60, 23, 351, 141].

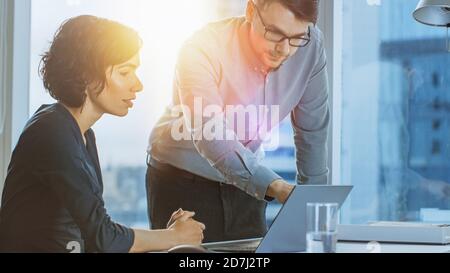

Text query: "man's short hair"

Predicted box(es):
[257, 0, 319, 24]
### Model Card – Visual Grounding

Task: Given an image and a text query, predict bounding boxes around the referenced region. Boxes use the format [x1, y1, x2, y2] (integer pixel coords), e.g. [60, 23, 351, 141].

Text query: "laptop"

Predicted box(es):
[203, 185, 353, 253]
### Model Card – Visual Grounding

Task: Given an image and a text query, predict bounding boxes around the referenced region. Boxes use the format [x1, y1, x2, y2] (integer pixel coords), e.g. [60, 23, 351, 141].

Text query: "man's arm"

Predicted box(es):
[175, 37, 287, 202]
[291, 41, 330, 185]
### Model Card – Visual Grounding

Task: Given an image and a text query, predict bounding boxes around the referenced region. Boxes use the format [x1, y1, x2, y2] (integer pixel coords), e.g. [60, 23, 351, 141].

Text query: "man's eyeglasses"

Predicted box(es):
[253, 2, 311, 48]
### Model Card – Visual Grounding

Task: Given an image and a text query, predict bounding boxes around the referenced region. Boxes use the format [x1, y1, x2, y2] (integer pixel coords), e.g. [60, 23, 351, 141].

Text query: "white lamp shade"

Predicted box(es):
[413, 0, 450, 26]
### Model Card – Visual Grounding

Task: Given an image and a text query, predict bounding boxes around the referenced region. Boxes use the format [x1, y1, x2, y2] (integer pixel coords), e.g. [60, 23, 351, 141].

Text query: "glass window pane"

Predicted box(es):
[339, 0, 450, 224]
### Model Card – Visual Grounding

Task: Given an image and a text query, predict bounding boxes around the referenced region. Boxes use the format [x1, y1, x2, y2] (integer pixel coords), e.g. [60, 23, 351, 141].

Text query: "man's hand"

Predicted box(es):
[267, 180, 295, 204]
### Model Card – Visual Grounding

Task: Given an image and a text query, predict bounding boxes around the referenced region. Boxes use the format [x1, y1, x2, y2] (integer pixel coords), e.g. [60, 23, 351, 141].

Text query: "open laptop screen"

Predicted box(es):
[203, 185, 353, 253]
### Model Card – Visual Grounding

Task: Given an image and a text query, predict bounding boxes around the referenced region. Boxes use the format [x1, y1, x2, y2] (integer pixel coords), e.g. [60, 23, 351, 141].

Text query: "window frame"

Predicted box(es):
[318, 0, 342, 186]
[0, 0, 31, 197]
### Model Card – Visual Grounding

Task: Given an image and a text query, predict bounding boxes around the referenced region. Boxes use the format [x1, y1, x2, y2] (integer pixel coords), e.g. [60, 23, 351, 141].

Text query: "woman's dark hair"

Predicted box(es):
[39, 15, 142, 108]
[258, 0, 319, 24]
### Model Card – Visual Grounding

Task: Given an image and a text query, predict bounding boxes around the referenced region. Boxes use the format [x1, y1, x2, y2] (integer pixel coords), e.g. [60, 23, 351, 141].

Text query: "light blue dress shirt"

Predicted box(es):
[148, 17, 330, 201]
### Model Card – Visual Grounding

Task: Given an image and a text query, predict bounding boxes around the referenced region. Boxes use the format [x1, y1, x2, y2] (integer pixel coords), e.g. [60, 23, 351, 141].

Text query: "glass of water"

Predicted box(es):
[306, 203, 339, 253]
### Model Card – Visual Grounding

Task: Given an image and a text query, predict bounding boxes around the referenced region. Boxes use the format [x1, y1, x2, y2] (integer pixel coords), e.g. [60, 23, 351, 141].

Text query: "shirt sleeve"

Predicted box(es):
[291, 37, 330, 185]
[36, 126, 135, 253]
[175, 36, 281, 201]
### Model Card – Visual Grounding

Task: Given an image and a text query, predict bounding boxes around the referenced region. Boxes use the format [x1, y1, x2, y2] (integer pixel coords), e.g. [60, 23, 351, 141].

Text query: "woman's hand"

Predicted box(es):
[130, 210, 205, 253]
[167, 208, 185, 228]
[168, 210, 205, 246]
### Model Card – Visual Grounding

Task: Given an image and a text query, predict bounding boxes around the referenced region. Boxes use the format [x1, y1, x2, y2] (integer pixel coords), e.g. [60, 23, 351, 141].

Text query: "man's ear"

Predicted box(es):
[245, 0, 255, 24]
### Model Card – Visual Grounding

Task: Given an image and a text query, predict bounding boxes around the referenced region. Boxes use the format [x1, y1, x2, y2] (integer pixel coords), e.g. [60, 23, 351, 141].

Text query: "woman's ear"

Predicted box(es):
[85, 79, 107, 101]
[104, 66, 113, 85]
[84, 85, 94, 106]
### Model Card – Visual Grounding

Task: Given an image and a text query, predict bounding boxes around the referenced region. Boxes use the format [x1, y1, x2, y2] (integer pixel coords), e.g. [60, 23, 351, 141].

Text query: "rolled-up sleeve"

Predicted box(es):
[175, 39, 281, 200]
[291, 40, 330, 185]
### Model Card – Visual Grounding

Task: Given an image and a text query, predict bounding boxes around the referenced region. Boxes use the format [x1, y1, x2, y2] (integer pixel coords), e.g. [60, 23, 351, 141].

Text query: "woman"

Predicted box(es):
[0, 15, 204, 253]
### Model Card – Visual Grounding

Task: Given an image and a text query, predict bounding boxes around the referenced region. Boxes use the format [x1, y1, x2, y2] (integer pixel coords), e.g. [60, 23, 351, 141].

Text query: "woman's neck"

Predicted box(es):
[61, 99, 103, 139]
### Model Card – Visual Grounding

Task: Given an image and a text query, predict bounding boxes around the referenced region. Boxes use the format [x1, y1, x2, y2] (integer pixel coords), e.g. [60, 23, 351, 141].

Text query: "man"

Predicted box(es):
[146, 0, 329, 243]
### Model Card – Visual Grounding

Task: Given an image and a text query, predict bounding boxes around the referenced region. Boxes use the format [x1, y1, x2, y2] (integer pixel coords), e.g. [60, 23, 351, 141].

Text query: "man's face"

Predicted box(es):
[247, 1, 311, 70]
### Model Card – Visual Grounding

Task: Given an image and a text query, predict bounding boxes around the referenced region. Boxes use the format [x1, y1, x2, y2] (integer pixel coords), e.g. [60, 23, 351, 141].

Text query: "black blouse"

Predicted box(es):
[0, 104, 134, 253]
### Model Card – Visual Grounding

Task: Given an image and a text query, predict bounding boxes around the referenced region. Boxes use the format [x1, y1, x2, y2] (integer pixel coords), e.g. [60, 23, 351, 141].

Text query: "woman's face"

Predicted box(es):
[89, 53, 143, 117]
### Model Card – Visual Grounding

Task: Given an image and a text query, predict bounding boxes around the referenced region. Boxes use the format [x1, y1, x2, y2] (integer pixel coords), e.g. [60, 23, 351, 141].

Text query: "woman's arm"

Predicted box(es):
[129, 212, 205, 253]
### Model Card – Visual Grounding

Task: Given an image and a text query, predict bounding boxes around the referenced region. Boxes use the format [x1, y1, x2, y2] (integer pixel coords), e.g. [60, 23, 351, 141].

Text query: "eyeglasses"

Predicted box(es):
[252, 1, 311, 48]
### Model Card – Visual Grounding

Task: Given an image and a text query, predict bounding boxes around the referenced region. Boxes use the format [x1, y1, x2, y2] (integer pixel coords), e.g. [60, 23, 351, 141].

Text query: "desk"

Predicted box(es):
[337, 241, 450, 253]
[203, 239, 450, 253]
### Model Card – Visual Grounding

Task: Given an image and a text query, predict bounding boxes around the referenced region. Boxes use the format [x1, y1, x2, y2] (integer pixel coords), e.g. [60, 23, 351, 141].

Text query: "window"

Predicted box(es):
[337, 0, 450, 224]
[0, 0, 14, 186]
[1, 0, 31, 195]
[25, 0, 450, 230]
[29, 0, 296, 228]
